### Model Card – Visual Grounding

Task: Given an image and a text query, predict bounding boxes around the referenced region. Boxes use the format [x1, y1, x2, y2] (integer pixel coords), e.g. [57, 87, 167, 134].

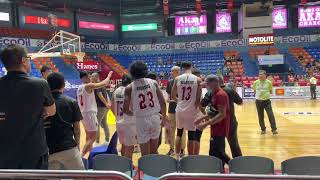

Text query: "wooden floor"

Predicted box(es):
[80, 99, 320, 168]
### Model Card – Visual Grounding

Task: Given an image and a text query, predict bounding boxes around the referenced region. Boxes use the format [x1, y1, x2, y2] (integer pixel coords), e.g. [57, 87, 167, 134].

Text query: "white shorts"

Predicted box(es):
[176, 110, 203, 131]
[116, 122, 137, 146]
[136, 114, 161, 144]
[82, 112, 98, 132]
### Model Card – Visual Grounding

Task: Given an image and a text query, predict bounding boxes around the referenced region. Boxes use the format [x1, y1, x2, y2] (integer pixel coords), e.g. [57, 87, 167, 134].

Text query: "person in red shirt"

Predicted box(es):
[195, 75, 231, 165]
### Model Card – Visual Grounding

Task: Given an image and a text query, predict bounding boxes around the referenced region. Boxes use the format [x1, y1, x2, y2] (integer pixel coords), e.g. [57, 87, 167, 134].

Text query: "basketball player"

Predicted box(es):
[171, 61, 203, 158]
[123, 61, 168, 156]
[77, 71, 113, 156]
[111, 74, 137, 159]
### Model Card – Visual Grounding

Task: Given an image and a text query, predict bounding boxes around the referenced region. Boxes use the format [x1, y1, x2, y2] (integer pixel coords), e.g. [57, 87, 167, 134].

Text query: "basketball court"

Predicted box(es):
[78, 99, 320, 168]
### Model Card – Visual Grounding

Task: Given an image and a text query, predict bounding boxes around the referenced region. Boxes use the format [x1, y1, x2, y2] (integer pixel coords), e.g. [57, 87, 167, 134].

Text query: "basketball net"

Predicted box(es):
[69, 52, 85, 62]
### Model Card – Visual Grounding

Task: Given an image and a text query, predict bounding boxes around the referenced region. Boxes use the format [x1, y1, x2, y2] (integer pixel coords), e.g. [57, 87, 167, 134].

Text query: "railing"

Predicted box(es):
[0, 170, 133, 180]
[159, 173, 320, 180]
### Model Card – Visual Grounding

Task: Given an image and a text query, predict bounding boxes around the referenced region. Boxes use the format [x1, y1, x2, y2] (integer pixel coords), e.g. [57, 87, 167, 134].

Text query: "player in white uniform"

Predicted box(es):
[123, 61, 168, 156]
[77, 71, 113, 156]
[111, 74, 137, 159]
[171, 62, 203, 158]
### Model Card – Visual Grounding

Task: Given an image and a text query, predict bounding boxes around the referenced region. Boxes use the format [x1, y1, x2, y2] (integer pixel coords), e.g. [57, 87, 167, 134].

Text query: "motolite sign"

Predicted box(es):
[76, 61, 100, 71]
[248, 34, 274, 46]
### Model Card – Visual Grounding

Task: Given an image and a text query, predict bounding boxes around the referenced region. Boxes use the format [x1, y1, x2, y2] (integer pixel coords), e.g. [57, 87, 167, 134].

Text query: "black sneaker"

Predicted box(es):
[166, 148, 175, 156]
[272, 130, 278, 135]
[261, 130, 266, 135]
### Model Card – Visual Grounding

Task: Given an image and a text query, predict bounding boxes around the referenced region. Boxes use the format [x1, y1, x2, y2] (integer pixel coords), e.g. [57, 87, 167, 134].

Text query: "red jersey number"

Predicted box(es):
[139, 91, 155, 110]
[79, 95, 84, 106]
[182, 87, 192, 100]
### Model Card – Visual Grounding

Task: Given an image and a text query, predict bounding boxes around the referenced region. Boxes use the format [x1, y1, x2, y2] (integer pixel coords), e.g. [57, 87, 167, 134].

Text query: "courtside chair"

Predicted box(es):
[229, 156, 274, 174]
[281, 156, 320, 175]
[138, 154, 178, 180]
[93, 154, 133, 177]
[88, 131, 118, 169]
[179, 155, 223, 173]
[82, 158, 89, 170]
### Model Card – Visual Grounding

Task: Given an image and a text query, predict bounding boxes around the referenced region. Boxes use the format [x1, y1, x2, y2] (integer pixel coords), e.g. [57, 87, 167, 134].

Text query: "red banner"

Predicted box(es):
[248, 33, 274, 46]
[196, 0, 202, 14]
[76, 61, 100, 71]
[24, 16, 70, 27]
[227, 0, 234, 12]
[163, 0, 169, 16]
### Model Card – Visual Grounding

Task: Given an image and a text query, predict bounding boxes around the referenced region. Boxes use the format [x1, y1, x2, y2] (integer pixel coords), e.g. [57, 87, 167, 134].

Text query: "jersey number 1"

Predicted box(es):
[80, 95, 84, 106]
[116, 101, 124, 116]
[139, 91, 155, 110]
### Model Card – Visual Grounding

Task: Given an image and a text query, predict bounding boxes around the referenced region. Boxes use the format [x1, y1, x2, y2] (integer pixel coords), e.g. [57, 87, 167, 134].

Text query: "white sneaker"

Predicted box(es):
[93, 142, 100, 147]
[101, 141, 109, 146]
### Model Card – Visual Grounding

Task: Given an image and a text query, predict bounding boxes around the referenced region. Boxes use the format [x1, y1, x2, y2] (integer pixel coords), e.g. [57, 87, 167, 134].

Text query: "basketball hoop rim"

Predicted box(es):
[63, 52, 85, 62]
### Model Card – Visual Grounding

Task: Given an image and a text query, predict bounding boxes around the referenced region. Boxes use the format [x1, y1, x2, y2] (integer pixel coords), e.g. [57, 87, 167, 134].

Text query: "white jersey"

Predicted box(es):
[77, 84, 97, 113]
[113, 86, 135, 124]
[175, 73, 199, 112]
[131, 78, 160, 117]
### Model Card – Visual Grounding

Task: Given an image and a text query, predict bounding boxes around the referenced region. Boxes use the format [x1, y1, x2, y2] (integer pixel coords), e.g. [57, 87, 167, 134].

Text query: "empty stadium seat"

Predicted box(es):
[282, 156, 320, 175]
[93, 154, 133, 177]
[138, 155, 178, 179]
[229, 156, 275, 174]
[179, 155, 223, 173]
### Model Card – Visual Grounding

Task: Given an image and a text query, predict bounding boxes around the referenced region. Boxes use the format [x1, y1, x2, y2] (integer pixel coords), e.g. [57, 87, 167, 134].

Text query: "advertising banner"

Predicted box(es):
[175, 41, 210, 50]
[122, 23, 158, 32]
[257, 55, 284, 65]
[175, 15, 207, 35]
[0, 12, 10, 22]
[243, 86, 320, 99]
[79, 21, 115, 31]
[298, 6, 320, 28]
[243, 88, 255, 98]
[24, 16, 70, 27]
[249, 34, 274, 46]
[0, 34, 319, 51]
[216, 11, 232, 33]
[64, 79, 81, 99]
[272, 7, 287, 29]
[0, 37, 31, 47]
[76, 61, 100, 71]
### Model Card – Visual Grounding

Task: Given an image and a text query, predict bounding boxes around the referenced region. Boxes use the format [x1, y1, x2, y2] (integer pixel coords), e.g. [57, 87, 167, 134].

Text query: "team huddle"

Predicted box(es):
[76, 60, 234, 163]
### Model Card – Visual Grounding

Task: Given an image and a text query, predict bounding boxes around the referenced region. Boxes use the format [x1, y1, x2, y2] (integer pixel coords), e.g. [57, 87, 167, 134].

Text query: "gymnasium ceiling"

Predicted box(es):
[10, 0, 320, 16]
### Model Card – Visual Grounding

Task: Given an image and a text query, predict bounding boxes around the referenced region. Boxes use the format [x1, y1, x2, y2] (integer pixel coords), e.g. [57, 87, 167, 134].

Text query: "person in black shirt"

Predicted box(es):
[201, 75, 243, 158]
[165, 66, 187, 156]
[92, 72, 111, 144]
[0, 44, 56, 169]
[46, 72, 85, 170]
